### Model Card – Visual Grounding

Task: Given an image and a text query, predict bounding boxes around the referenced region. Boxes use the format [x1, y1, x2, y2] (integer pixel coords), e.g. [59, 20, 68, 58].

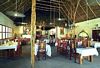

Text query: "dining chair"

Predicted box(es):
[37, 41, 46, 60]
[14, 38, 22, 57]
[69, 39, 80, 63]
[56, 39, 61, 53]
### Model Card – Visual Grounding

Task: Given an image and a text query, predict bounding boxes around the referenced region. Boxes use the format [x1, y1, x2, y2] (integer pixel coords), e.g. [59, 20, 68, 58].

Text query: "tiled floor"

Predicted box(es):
[0, 45, 31, 68]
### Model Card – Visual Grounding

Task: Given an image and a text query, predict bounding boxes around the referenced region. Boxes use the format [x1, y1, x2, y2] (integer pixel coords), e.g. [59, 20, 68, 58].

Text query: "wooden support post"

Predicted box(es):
[31, 0, 36, 68]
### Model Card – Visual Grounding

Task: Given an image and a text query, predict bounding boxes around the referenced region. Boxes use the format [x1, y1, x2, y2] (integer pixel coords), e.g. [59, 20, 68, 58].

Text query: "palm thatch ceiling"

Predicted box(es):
[0, 0, 100, 27]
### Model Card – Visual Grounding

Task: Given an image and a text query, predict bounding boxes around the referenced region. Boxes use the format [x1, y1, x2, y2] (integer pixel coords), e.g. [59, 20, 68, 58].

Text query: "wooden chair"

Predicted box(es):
[56, 39, 66, 54]
[82, 38, 88, 47]
[14, 38, 22, 57]
[62, 40, 67, 54]
[69, 39, 80, 63]
[37, 41, 46, 60]
[56, 39, 61, 53]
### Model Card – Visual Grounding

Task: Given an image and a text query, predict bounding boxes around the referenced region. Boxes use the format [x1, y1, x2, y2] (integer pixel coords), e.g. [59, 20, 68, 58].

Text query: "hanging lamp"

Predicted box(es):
[6, 0, 25, 17]
[57, 0, 65, 21]
[50, 0, 53, 25]
[58, 0, 61, 21]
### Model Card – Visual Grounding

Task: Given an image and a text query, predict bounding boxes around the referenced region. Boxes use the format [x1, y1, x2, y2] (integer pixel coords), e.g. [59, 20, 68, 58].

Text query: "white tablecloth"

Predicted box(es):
[0, 42, 18, 51]
[22, 35, 31, 38]
[35, 44, 51, 57]
[91, 41, 100, 48]
[76, 47, 99, 58]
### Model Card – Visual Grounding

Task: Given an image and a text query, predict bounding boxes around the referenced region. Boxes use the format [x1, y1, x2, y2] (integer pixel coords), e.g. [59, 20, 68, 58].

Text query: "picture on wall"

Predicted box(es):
[60, 27, 64, 35]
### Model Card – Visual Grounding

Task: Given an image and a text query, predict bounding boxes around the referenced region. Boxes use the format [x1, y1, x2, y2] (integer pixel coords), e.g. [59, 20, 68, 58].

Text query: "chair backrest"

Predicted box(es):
[62, 40, 67, 48]
[38, 41, 46, 51]
[57, 39, 61, 47]
[68, 39, 77, 60]
[67, 39, 72, 47]
[82, 38, 90, 47]
[70, 40, 75, 49]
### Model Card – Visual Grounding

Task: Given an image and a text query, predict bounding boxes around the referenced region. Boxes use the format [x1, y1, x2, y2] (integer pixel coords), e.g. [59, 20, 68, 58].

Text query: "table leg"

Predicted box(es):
[79, 55, 83, 64]
[90, 55, 93, 62]
[87, 56, 90, 61]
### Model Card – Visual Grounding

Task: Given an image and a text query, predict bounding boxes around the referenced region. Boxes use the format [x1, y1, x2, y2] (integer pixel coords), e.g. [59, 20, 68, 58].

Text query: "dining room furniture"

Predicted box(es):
[0, 42, 18, 51]
[91, 41, 100, 48]
[76, 47, 99, 64]
[37, 41, 46, 60]
[0, 42, 18, 57]
[35, 41, 51, 60]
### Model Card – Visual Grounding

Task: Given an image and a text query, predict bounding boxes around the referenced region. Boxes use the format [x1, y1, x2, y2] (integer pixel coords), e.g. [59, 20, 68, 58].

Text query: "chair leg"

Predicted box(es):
[37, 52, 40, 60]
[74, 54, 77, 63]
[37, 51, 46, 60]
[44, 52, 46, 60]
[69, 49, 72, 60]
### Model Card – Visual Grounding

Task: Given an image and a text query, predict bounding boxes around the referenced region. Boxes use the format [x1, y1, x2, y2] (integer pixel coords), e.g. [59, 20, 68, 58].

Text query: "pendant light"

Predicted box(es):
[50, 0, 52, 25]
[57, 0, 65, 21]
[14, 0, 25, 17]
[21, 5, 27, 25]
[6, 0, 25, 17]
[14, 0, 18, 16]
[53, 2, 55, 26]
[58, 0, 61, 21]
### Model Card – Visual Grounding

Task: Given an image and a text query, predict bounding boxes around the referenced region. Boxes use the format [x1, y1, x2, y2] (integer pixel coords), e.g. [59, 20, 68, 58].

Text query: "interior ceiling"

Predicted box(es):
[0, 0, 100, 27]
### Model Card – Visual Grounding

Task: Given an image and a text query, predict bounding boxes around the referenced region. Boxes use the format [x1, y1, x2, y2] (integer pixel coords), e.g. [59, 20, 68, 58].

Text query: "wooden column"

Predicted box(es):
[31, 0, 36, 68]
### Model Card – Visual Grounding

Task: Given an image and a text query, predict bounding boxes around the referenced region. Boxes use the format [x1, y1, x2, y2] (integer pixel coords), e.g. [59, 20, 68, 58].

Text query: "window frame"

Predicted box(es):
[0, 24, 13, 40]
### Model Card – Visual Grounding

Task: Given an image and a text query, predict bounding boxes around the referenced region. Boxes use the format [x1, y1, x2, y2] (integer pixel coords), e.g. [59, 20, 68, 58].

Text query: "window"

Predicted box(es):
[3, 26, 5, 32]
[0, 25, 2, 39]
[0, 33, 2, 39]
[0, 24, 13, 39]
[3, 33, 6, 39]
[0, 25, 2, 32]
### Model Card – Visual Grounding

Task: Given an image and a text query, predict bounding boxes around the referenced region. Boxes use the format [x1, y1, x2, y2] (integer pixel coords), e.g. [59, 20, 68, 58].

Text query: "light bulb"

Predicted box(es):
[50, 22, 53, 25]
[65, 23, 67, 26]
[39, 26, 42, 29]
[21, 23, 27, 24]
[58, 18, 61, 20]
[14, 13, 18, 16]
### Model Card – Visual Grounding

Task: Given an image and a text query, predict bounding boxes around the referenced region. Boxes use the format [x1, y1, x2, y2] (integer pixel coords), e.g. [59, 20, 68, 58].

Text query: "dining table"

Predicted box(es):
[0, 42, 18, 51]
[76, 47, 99, 64]
[91, 41, 100, 48]
[0, 42, 18, 57]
